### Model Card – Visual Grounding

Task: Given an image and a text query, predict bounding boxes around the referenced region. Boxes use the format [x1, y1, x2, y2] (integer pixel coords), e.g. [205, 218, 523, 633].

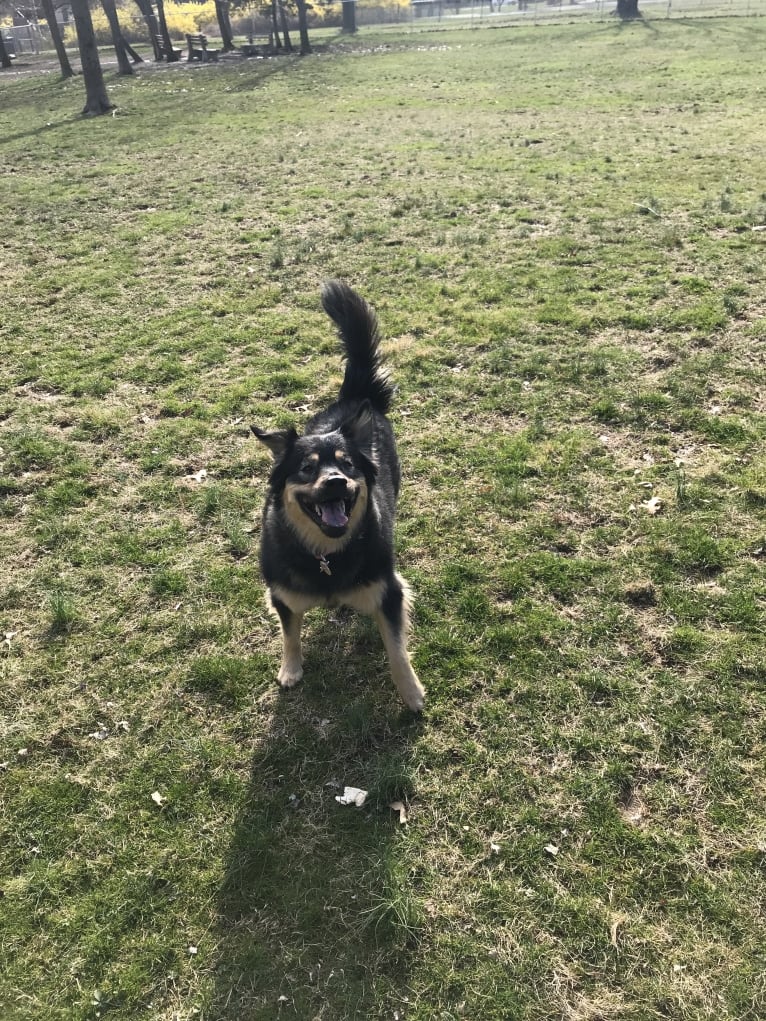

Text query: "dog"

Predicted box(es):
[251, 281, 425, 712]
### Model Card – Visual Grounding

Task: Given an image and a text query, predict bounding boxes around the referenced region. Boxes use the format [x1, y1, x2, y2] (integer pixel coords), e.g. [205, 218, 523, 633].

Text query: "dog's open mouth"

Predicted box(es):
[299, 494, 356, 533]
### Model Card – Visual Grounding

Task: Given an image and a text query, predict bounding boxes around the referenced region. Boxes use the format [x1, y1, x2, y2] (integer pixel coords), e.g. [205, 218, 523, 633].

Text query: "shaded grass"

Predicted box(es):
[2, 14, 766, 1021]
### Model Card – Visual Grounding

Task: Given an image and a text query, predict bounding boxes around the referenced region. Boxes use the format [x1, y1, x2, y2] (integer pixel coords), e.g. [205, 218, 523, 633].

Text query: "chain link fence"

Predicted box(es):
[405, 0, 762, 27]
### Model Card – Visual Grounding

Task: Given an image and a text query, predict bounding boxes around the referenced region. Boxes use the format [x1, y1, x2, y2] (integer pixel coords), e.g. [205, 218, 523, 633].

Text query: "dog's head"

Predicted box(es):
[252, 402, 377, 548]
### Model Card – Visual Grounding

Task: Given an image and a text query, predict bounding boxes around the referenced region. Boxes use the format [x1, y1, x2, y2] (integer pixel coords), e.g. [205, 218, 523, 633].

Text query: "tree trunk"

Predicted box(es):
[341, 0, 356, 34]
[133, 0, 162, 61]
[40, 0, 74, 78]
[295, 0, 311, 54]
[616, 0, 641, 18]
[101, 0, 134, 75]
[279, 4, 293, 52]
[70, 0, 114, 115]
[0, 31, 12, 69]
[270, 0, 282, 50]
[214, 0, 235, 52]
[124, 39, 144, 64]
[155, 0, 180, 62]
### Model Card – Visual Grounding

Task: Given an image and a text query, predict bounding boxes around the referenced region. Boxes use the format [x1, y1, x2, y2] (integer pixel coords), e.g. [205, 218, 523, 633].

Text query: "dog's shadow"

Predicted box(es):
[208, 611, 425, 1017]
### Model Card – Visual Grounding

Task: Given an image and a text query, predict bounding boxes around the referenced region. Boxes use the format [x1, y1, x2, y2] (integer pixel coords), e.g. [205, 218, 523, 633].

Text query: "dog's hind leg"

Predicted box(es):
[374, 574, 426, 712]
[270, 593, 304, 689]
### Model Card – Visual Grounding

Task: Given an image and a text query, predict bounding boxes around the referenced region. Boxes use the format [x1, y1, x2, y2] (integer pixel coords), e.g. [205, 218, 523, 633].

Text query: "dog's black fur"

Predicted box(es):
[251, 281, 425, 711]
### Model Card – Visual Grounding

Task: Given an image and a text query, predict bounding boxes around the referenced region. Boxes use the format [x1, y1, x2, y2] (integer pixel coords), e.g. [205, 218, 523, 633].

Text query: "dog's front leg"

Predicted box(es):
[374, 575, 426, 712]
[271, 594, 304, 688]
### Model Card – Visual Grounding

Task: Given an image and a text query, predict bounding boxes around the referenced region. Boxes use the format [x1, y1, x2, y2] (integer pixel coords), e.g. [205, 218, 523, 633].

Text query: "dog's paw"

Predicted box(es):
[399, 675, 426, 713]
[278, 665, 304, 689]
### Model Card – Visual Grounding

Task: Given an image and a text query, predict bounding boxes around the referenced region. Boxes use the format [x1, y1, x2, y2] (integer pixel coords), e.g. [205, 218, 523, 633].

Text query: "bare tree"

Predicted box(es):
[69, 0, 114, 115]
[214, 0, 235, 51]
[155, 0, 180, 62]
[39, 0, 74, 78]
[615, 0, 641, 17]
[133, 0, 163, 61]
[101, 0, 135, 74]
[0, 29, 12, 68]
[278, 1, 293, 51]
[295, 0, 310, 55]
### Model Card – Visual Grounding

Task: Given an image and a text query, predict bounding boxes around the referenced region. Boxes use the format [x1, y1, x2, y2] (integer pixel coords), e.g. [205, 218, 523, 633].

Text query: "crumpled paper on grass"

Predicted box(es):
[335, 786, 368, 807]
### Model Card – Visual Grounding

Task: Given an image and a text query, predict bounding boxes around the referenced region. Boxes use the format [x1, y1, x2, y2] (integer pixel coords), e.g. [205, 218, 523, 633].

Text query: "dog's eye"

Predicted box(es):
[299, 460, 316, 474]
[337, 455, 354, 471]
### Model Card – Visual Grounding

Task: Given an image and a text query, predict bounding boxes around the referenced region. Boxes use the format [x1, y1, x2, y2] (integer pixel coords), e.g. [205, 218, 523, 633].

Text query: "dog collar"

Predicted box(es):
[317, 554, 332, 576]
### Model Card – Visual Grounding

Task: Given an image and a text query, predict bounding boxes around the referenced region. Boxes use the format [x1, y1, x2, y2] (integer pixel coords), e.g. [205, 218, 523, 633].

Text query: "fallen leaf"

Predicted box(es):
[490, 842, 501, 854]
[185, 468, 208, 483]
[335, 786, 368, 807]
[642, 496, 663, 515]
[151, 791, 165, 807]
[390, 800, 408, 824]
[544, 844, 559, 857]
[188, 945, 198, 955]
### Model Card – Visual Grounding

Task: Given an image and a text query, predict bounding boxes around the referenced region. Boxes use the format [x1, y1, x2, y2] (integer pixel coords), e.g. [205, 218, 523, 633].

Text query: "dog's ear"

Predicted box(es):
[341, 400, 374, 455]
[251, 426, 297, 460]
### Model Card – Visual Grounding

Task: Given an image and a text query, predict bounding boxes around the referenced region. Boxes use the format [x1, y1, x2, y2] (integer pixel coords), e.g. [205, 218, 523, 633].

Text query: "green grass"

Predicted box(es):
[2, 15, 766, 1021]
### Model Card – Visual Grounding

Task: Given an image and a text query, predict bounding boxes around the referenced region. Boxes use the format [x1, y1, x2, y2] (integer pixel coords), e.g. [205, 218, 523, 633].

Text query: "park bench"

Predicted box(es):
[154, 34, 182, 61]
[186, 33, 219, 63]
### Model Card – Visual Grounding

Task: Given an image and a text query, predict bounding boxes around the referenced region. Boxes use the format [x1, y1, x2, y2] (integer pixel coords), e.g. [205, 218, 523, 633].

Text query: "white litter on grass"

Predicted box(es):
[335, 786, 368, 807]
[390, 800, 408, 824]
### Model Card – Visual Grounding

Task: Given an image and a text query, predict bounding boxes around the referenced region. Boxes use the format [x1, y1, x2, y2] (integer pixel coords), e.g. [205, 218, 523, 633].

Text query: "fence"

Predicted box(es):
[2, 23, 45, 55]
[406, 0, 762, 26]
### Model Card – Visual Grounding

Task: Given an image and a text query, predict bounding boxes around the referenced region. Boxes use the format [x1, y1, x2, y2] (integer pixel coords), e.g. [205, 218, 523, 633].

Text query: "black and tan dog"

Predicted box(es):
[251, 281, 425, 711]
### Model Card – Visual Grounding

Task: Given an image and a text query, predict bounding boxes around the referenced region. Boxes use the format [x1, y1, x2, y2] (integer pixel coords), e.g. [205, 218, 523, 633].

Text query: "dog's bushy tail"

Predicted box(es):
[321, 280, 394, 414]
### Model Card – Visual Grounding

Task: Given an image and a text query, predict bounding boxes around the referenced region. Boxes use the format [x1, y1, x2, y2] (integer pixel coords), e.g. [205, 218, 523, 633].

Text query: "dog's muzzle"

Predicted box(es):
[299, 473, 358, 535]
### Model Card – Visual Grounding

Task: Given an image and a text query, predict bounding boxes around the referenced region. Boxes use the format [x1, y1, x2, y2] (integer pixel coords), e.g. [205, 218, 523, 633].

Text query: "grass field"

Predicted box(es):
[2, 15, 765, 1021]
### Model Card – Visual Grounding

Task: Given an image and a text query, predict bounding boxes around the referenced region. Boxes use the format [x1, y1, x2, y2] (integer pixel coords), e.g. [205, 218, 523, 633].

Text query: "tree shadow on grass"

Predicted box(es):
[208, 610, 425, 1019]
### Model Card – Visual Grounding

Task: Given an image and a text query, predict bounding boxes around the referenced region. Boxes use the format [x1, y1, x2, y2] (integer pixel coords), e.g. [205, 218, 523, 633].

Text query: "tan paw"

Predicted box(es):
[397, 674, 426, 713]
[278, 665, 303, 689]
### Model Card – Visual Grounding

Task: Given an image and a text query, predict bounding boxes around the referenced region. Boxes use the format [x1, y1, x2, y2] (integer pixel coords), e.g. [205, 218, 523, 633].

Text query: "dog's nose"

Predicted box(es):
[320, 471, 348, 496]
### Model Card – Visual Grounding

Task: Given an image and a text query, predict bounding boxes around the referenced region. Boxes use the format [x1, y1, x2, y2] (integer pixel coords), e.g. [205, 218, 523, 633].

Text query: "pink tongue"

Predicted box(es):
[320, 500, 348, 528]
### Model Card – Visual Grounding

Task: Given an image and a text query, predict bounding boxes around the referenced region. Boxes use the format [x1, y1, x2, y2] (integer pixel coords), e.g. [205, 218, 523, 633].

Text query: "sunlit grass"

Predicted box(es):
[1, 14, 765, 1021]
